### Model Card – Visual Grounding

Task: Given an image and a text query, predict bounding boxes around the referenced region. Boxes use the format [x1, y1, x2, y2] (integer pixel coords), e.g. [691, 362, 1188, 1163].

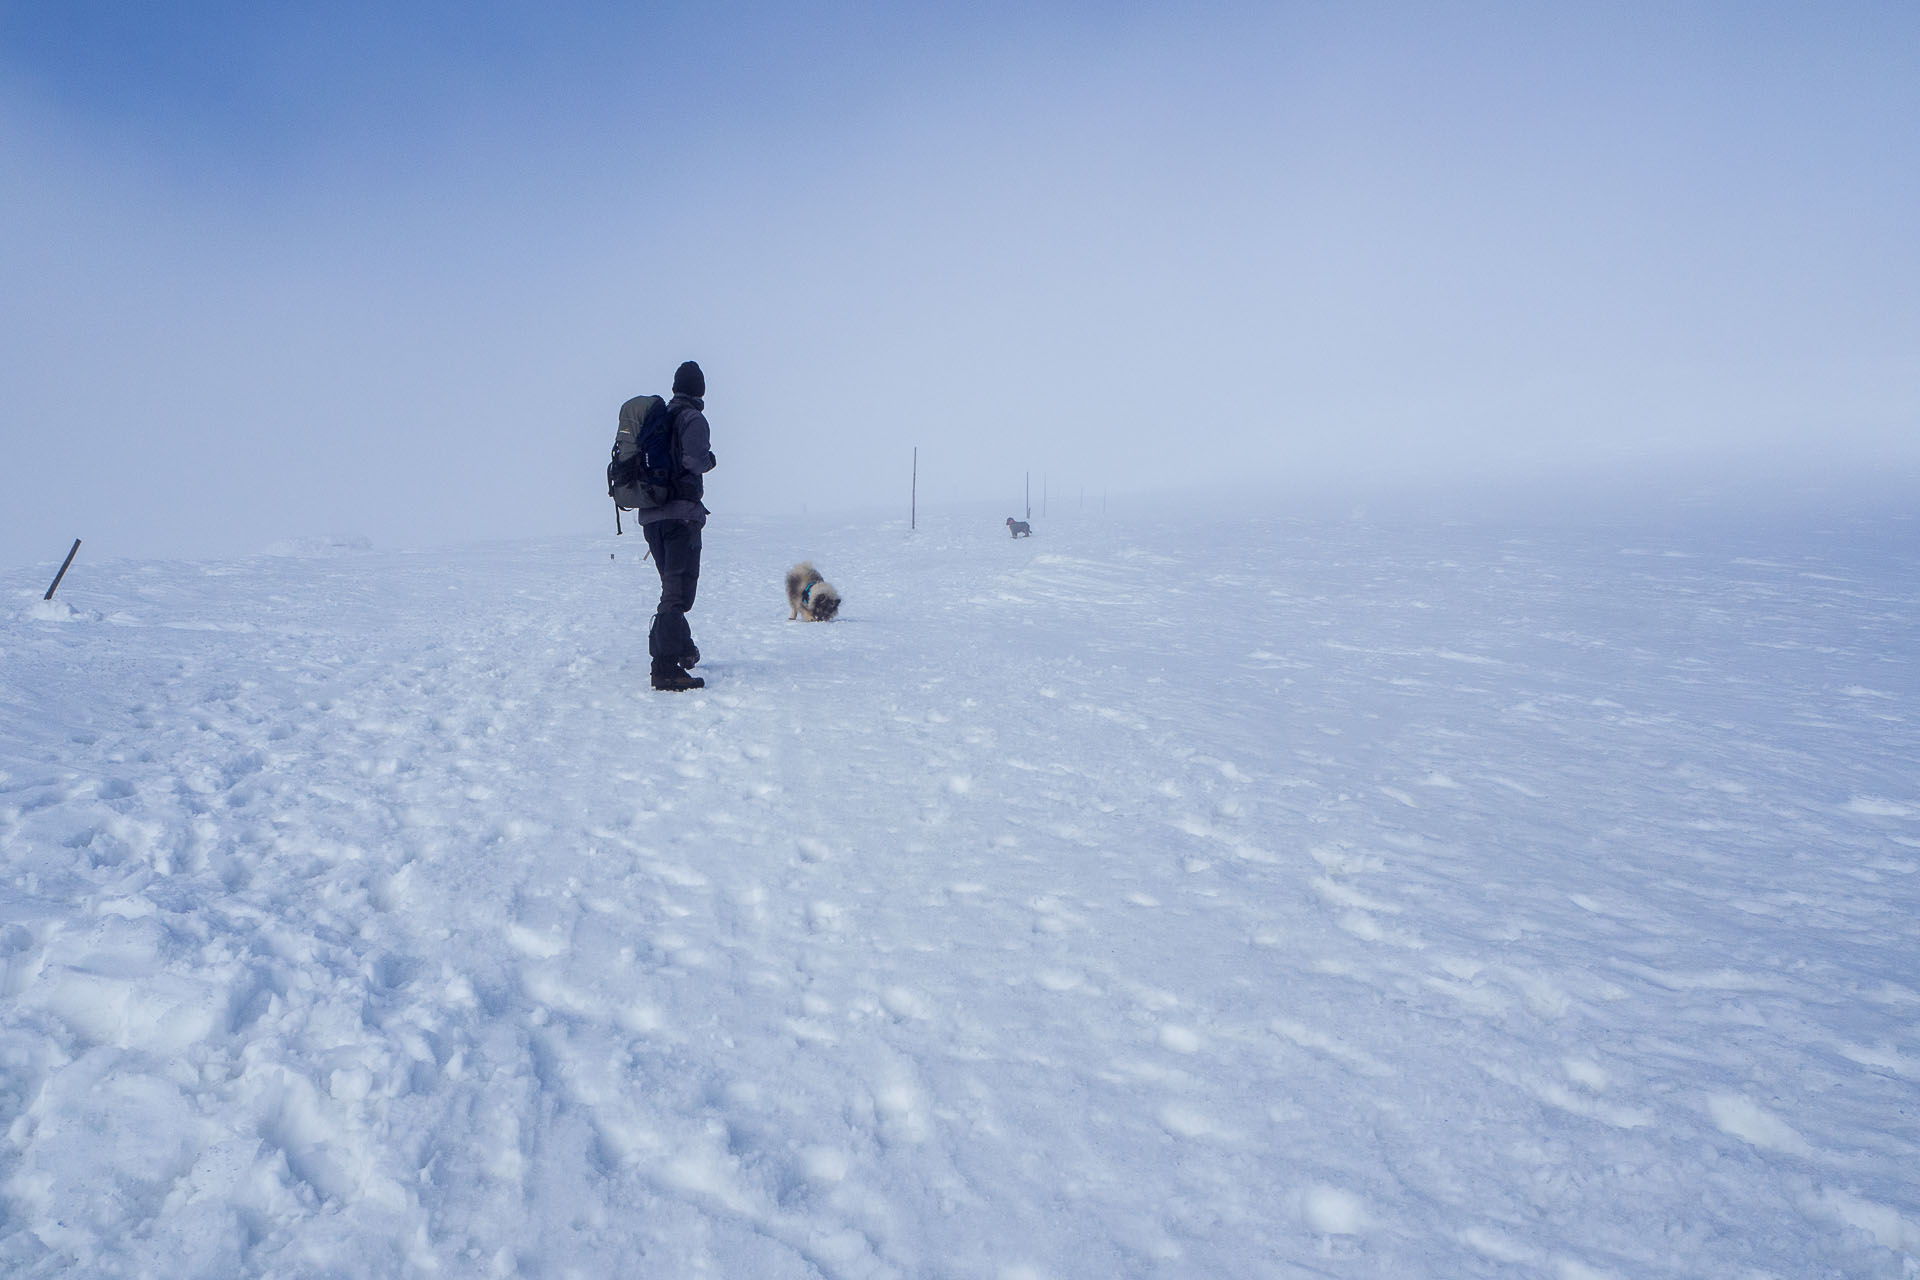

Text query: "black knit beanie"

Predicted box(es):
[672, 360, 705, 397]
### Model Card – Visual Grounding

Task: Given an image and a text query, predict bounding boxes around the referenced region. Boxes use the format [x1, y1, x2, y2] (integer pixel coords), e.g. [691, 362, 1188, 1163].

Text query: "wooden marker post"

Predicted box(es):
[44, 539, 81, 601]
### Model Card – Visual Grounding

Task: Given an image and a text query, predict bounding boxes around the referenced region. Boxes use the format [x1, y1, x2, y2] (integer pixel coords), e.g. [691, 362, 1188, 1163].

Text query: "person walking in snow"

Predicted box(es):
[633, 360, 717, 691]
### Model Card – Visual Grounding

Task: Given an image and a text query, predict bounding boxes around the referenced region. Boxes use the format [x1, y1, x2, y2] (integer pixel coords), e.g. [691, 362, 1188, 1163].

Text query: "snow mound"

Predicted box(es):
[21, 598, 98, 622]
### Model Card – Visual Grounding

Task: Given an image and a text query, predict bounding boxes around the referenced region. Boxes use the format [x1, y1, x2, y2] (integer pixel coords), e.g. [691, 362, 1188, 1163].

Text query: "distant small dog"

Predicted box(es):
[785, 561, 841, 621]
[1006, 518, 1032, 538]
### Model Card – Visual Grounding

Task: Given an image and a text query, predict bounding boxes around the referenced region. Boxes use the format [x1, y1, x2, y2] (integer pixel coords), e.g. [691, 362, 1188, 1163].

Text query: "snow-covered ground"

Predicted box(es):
[2, 493, 1917, 1278]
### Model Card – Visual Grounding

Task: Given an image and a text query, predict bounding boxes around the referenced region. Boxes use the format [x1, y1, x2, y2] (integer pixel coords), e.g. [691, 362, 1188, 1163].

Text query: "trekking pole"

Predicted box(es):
[614, 502, 624, 535]
[44, 538, 82, 601]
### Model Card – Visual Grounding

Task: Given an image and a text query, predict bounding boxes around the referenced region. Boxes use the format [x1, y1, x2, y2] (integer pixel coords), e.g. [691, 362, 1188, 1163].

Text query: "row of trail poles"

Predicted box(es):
[910, 458, 1091, 533]
[1023, 472, 1054, 520]
[45, 538, 81, 600]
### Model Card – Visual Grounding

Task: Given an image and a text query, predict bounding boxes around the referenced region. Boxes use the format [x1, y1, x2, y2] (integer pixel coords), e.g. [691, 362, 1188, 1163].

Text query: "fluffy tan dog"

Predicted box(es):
[785, 561, 841, 621]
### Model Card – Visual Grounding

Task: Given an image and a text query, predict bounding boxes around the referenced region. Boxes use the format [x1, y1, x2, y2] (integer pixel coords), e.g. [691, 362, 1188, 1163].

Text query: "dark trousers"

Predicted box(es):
[642, 519, 702, 672]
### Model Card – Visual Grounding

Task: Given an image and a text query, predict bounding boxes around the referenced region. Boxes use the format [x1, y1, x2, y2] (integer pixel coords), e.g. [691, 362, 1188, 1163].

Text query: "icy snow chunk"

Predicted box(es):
[1300, 1184, 1368, 1234]
[1158, 1025, 1202, 1054]
[1846, 795, 1914, 818]
[1156, 1103, 1219, 1139]
[23, 598, 99, 622]
[874, 1078, 929, 1144]
[328, 1067, 373, 1102]
[1707, 1094, 1815, 1157]
[505, 923, 568, 958]
[1562, 1057, 1610, 1091]
[799, 1145, 850, 1185]
[1809, 1187, 1920, 1252]
[1460, 1225, 1541, 1263]
[881, 986, 932, 1020]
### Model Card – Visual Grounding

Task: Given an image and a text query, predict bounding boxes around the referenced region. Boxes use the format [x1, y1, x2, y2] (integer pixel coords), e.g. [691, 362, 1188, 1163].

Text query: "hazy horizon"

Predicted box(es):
[4, 2, 1917, 570]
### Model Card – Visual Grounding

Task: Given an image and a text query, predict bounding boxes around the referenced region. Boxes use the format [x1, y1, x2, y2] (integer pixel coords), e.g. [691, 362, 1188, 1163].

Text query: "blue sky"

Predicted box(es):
[3, 2, 1917, 566]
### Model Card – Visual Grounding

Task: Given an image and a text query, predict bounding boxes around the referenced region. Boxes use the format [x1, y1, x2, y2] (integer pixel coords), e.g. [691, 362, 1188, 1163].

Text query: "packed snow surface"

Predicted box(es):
[2, 498, 1917, 1278]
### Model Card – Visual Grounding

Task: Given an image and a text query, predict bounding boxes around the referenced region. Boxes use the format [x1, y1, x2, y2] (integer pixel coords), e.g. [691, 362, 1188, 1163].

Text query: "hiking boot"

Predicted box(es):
[679, 646, 701, 670]
[651, 668, 705, 692]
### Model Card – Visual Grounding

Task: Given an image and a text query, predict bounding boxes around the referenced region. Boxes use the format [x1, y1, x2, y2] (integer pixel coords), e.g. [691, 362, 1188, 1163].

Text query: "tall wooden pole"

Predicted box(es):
[44, 539, 81, 601]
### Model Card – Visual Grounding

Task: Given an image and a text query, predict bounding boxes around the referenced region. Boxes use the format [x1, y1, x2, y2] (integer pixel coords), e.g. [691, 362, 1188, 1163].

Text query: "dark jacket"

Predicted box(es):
[635, 395, 716, 526]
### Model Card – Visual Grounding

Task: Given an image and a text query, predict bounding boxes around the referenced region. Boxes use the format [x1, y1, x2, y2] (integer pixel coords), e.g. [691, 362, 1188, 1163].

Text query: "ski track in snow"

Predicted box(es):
[2, 504, 1918, 1277]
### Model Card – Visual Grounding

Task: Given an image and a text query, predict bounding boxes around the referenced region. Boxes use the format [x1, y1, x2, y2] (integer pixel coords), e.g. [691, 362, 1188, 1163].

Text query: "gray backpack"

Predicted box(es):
[608, 395, 676, 513]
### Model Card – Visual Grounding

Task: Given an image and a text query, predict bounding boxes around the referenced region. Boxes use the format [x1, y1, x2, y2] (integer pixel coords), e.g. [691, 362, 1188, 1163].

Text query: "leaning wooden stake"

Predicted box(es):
[44, 539, 81, 601]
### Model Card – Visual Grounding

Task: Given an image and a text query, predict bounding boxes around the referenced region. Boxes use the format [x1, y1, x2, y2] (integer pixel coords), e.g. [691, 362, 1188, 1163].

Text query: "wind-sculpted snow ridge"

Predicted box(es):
[2, 502, 1916, 1277]
[260, 534, 376, 558]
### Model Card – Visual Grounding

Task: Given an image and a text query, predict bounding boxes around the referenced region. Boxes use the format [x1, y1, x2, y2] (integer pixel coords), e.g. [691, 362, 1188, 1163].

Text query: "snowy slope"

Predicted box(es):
[2, 498, 1917, 1278]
